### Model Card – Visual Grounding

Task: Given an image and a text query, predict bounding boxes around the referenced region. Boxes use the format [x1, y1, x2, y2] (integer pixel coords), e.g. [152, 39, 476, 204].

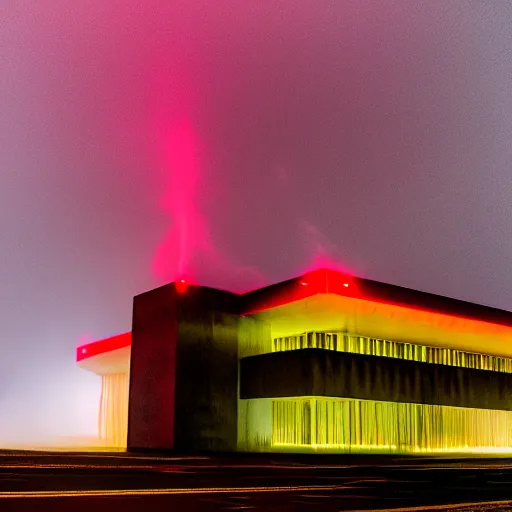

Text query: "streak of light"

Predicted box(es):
[0, 462, 356, 470]
[0, 464, 190, 471]
[0, 453, 210, 461]
[345, 500, 512, 512]
[396, 465, 512, 471]
[0, 484, 349, 499]
[3, 461, 512, 472]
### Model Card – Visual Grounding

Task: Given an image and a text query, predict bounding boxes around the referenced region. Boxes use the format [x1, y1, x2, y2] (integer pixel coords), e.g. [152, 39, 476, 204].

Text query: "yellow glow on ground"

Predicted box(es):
[0, 484, 347, 499]
[273, 443, 512, 455]
[344, 501, 512, 512]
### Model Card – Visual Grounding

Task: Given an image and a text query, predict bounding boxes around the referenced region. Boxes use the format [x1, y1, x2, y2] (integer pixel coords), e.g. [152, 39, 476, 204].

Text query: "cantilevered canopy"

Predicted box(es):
[77, 333, 131, 375]
[249, 292, 512, 358]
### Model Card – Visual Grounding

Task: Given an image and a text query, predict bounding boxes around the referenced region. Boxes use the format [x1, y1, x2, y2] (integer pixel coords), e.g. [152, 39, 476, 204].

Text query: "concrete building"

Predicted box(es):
[77, 268, 512, 454]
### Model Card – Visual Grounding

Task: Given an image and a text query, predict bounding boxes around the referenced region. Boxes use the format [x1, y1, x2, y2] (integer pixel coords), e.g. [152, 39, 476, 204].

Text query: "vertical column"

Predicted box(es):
[128, 284, 242, 452]
[100, 373, 129, 448]
[128, 285, 179, 450]
[310, 398, 317, 447]
[173, 302, 240, 451]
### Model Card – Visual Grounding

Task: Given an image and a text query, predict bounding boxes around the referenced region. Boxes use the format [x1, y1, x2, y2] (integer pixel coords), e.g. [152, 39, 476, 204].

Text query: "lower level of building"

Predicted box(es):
[88, 330, 512, 454]
[239, 397, 512, 454]
[96, 387, 512, 455]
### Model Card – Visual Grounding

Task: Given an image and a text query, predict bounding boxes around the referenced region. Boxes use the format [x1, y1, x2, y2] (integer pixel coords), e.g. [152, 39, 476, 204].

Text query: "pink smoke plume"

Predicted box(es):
[153, 117, 208, 282]
[152, 113, 347, 290]
[77, 333, 93, 348]
[152, 117, 264, 292]
[299, 220, 354, 276]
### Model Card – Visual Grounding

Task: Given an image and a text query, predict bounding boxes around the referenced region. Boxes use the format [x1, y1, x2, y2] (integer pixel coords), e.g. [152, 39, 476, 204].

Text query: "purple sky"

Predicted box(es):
[2, 1, 512, 444]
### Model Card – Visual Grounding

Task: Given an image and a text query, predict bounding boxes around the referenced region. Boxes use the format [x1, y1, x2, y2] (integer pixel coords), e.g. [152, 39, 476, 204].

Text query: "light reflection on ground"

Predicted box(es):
[2, 452, 512, 511]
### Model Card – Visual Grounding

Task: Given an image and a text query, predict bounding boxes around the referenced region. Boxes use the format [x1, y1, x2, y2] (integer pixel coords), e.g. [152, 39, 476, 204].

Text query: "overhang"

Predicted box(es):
[77, 333, 131, 375]
[248, 293, 512, 358]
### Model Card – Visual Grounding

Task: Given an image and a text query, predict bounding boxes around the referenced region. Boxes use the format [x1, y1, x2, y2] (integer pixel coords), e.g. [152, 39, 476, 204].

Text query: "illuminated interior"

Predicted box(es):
[239, 397, 512, 454]
[77, 333, 131, 449]
[250, 293, 512, 359]
[240, 272, 512, 454]
[99, 373, 129, 448]
[274, 331, 512, 373]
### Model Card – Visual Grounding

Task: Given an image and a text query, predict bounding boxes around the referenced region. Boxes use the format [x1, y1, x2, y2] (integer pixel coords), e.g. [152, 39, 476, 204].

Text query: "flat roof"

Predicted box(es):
[241, 268, 512, 328]
[77, 269, 512, 373]
[77, 332, 131, 374]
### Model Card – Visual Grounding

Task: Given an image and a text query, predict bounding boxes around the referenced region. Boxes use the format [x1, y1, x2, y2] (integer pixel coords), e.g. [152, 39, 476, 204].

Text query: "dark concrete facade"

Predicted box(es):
[174, 306, 239, 451]
[128, 285, 178, 450]
[128, 284, 241, 452]
[240, 349, 512, 411]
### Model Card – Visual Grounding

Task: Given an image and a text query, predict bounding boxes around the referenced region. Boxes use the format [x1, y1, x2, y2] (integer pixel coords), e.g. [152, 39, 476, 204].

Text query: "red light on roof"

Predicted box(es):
[76, 332, 132, 363]
[175, 279, 189, 294]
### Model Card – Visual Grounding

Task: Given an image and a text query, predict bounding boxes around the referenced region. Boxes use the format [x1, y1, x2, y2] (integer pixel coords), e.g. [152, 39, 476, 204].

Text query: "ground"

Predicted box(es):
[2, 451, 512, 511]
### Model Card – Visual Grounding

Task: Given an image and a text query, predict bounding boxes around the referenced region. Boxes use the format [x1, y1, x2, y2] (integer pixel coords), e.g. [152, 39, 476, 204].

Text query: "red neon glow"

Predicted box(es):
[151, 116, 265, 293]
[78, 272, 512, 363]
[76, 332, 132, 363]
[152, 117, 207, 283]
[243, 269, 512, 337]
[174, 279, 190, 294]
[300, 237, 355, 276]
[243, 268, 357, 315]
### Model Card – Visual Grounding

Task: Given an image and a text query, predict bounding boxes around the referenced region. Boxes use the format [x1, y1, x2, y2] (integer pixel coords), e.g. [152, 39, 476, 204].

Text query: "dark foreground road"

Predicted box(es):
[3, 452, 512, 511]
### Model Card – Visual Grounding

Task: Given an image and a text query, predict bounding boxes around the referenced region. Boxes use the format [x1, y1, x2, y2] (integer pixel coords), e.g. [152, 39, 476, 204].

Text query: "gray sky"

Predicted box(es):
[2, 1, 512, 444]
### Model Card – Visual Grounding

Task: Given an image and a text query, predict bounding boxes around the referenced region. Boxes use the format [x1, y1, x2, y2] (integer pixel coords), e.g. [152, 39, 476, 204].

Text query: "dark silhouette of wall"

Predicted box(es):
[128, 284, 178, 450]
[240, 349, 512, 411]
[128, 284, 240, 451]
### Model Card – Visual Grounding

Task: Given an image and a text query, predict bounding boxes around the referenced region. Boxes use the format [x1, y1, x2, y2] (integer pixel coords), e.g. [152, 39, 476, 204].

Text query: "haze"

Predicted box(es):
[1, 1, 512, 445]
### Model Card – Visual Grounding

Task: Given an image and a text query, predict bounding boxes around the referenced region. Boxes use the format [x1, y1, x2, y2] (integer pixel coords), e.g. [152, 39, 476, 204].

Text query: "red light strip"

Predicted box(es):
[243, 269, 512, 334]
[76, 332, 132, 363]
[242, 268, 357, 315]
[77, 269, 512, 362]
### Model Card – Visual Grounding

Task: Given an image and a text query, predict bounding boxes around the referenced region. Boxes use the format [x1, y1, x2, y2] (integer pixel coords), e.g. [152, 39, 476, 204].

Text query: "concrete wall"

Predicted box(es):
[128, 285, 178, 450]
[174, 306, 239, 451]
[128, 284, 242, 452]
[238, 316, 272, 358]
[240, 349, 512, 411]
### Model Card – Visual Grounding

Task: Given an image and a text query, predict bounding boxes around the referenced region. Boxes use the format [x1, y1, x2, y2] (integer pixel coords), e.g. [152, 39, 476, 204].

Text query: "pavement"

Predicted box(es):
[2, 451, 512, 511]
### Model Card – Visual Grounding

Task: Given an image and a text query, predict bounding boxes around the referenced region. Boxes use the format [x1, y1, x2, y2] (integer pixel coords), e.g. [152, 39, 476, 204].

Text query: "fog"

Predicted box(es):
[2, 1, 512, 445]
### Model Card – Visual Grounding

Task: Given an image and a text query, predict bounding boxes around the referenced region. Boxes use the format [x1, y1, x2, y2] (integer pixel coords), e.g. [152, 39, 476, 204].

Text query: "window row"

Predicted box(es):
[272, 397, 512, 452]
[273, 331, 512, 373]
